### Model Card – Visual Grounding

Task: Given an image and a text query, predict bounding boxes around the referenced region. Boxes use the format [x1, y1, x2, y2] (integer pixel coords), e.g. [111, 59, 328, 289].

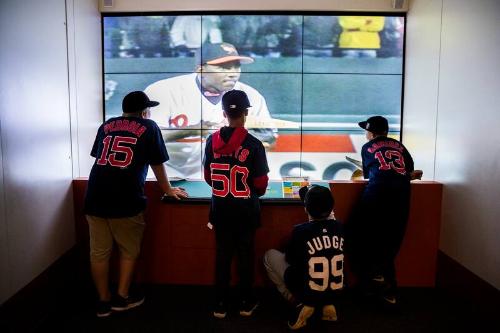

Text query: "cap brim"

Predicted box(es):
[358, 121, 368, 130]
[206, 55, 254, 65]
[147, 101, 160, 107]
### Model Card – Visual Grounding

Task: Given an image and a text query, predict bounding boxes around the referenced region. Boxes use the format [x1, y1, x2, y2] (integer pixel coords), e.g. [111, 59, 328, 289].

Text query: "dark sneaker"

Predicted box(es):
[321, 304, 338, 321]
[239, 299, 258, 317]
[111, 294, 145, 312]
[383, 295, 398, 305]
[288, 304, 315, 330]
[213, 301, 227, 319]
[96, 300, 112, 318]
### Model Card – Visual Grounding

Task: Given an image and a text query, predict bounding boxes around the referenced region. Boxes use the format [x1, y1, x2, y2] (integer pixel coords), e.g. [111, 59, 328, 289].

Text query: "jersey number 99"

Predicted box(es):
[308, 255, 344, 291]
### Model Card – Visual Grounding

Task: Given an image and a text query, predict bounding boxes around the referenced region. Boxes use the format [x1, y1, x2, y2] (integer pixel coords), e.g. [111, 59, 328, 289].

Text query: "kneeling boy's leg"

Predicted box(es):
[263, 249, 294, 302]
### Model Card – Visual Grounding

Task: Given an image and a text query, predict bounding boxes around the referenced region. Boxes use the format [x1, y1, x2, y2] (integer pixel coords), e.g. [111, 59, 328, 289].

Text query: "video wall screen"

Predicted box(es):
[103, 14, 405, 180]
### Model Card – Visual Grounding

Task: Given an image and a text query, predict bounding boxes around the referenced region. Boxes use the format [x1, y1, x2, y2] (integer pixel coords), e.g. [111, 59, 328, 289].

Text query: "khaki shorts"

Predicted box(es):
[86, 213, 145, 262]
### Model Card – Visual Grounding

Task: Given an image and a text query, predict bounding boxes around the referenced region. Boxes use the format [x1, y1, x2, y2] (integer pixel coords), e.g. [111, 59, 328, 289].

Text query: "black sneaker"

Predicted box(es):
[288, 304, 315, 330]
[213, 301, 227, 319]
[111, 293, 145, 312]
[239, 299, 258, 317]
[96, 300, 112, 318]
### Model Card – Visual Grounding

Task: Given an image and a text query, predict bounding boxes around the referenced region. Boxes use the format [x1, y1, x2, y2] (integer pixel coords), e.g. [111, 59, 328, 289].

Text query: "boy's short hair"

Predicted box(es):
[299, 185, 334, 219]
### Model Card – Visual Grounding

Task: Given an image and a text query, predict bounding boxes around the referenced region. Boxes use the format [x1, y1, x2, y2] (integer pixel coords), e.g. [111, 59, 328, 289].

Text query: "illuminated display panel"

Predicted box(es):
[103, 13, 405, 180]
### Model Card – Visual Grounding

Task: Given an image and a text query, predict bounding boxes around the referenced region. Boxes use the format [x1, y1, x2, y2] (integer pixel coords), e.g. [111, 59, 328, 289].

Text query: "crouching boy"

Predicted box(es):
[264, 185, 345, 330]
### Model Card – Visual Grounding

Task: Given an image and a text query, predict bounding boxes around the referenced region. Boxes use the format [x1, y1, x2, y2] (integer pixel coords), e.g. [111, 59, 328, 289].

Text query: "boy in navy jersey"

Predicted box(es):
[84, 91, 188, 317]
[203, 90, 269, 319]
[347, 115, 414, 307]
[264, 185, 345, 330]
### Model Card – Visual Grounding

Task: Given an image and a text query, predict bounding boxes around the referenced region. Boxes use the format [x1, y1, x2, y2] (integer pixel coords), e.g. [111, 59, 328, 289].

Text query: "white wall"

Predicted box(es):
[406, 0, 500, 289]
[67, 0, 103, 177]
[435, 0, 500, 289]
[0, 0, 101, 304]
[99, 0, 408, 12]
[403, 0, 442, 179]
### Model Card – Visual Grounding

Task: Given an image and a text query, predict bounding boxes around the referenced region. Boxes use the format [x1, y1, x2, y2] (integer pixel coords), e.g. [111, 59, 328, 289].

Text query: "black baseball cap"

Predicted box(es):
[122, 91, 159, 113]
[299, 185, 334, 219]
[358, 116, 389, 134]
[222, 90, 251, 115]
[196, 42, 254, 66]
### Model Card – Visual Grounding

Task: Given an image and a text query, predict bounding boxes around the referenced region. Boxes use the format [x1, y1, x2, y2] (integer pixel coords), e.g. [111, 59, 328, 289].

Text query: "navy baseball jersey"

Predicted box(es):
[361, 136, 414, 190]
[285, 219, 345, 306]
[84, 116, 169, 218]
[203, 126, 269, 228]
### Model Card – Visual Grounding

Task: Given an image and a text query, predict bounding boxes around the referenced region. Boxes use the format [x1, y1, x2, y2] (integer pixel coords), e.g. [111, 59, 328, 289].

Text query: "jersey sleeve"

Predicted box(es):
[361, 144, 370, 179]
[90, 125, 104, 158]
[203, 135, 213, 169]
[146, 122, 169, 165]
[252, 142, 270, 177]
[404, 146, 414, 174]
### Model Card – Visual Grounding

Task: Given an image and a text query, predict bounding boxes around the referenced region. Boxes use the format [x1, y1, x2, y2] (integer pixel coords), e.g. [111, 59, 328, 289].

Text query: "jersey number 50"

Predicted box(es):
[210, 163, 250, 198]
[97, 135, 137, 168]
[308, 255, 344, 291]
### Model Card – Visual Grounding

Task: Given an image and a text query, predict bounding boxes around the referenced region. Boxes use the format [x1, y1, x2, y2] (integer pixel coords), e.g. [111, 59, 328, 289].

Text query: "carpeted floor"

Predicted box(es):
[33, 284, 498, 333]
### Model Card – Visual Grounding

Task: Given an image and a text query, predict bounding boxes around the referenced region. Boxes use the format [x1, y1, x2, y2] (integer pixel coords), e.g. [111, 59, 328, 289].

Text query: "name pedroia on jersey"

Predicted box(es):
[104, 119, 147, 138]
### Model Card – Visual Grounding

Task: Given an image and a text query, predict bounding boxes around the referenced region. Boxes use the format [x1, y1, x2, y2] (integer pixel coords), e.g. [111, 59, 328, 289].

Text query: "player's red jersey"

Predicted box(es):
[203, 127, 269, 228]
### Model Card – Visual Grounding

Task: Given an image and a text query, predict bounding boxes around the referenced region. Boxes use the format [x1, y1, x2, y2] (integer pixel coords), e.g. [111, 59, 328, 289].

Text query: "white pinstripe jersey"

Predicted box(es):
[145, 73, 271, 178]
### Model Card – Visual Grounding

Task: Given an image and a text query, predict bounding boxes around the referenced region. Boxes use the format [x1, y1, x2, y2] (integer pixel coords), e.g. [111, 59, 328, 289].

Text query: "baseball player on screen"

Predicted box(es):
[347, 115, 414, 308]
[145, 42, 276, 179]
[203, 90, 269, 319]
[264, 185, 344, 330]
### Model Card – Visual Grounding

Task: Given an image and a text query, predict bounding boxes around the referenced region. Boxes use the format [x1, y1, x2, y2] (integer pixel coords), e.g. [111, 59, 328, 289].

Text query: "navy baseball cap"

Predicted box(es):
[358, 116, 389, 134]
[196, 42, 254, 66]
[122, 91, 159, 113]
[299, 185, 334, 219]
[222, 90, 251, 114]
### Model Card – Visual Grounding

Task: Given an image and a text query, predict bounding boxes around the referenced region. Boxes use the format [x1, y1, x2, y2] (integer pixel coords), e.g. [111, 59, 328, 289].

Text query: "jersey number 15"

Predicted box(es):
[97, 135, 137, 168]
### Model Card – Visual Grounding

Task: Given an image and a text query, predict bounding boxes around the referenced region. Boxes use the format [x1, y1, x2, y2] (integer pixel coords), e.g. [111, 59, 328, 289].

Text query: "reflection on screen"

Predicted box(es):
[103, 14, 405, 180]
